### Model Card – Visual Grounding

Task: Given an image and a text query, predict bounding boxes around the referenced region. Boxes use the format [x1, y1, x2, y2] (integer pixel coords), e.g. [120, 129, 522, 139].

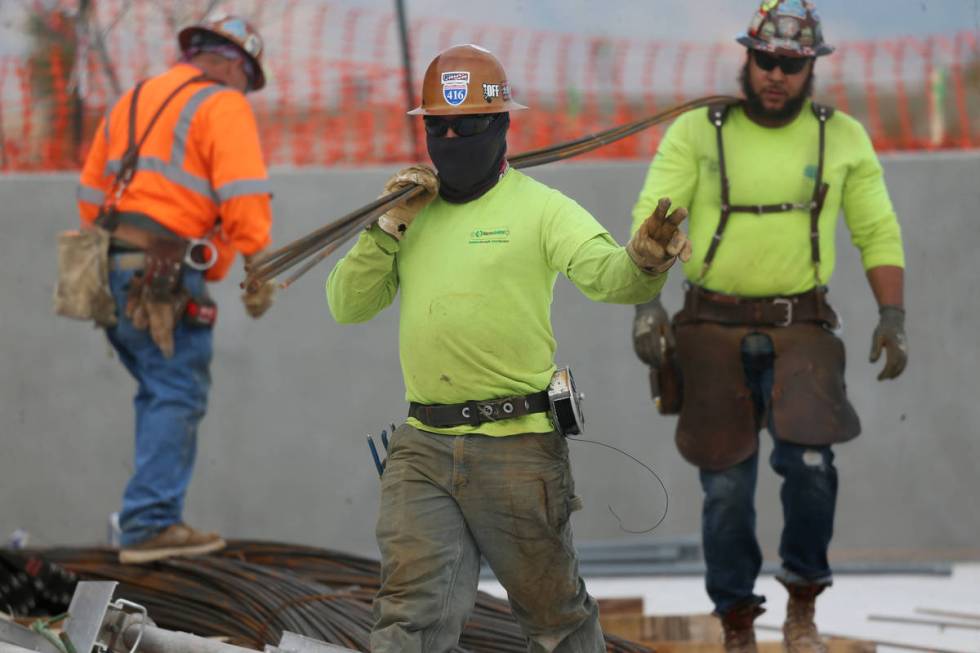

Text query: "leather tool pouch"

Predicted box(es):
[649, 326, 683, 416]
[768, 324, 862, 446]
[143, 237, 187, 302]
[53, 225, 117, 327]
[674, 321, 759, 471]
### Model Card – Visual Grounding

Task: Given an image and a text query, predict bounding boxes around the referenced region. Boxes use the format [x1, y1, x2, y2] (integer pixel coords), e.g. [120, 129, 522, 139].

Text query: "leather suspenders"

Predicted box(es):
[97, 74, 210, 231]
[697, 101, 834, 287]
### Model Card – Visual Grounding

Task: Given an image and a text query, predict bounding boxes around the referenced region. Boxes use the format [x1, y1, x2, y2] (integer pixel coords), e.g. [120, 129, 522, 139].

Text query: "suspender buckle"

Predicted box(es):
[773, 298, 794, 327]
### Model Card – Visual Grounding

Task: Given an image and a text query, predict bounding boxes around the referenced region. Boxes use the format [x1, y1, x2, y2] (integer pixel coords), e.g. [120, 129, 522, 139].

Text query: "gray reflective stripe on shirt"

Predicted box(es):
[216, 178, 271, 202]
[104, 156, 218, 202]
[76, 183, 105, 204]
[170, 85, 226, 166]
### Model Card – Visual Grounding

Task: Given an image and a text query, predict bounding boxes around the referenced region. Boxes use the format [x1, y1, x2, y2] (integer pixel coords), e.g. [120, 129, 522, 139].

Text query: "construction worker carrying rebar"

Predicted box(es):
[327, 44, 692, 653]
[629, 2, 907, 651]
[72, 14, 278, 564]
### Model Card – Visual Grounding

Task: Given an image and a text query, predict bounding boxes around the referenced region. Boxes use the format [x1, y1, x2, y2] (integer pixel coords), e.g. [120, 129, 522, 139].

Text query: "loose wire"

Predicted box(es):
[567, 436, 669, 534]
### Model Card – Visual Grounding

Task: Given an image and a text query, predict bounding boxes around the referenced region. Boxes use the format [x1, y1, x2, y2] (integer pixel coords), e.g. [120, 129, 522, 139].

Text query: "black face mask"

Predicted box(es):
[426, 113, 510, 204]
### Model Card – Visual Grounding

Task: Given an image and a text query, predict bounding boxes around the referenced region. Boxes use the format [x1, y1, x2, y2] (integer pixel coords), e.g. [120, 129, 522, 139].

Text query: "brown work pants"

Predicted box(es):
[370, 424, 604, 653]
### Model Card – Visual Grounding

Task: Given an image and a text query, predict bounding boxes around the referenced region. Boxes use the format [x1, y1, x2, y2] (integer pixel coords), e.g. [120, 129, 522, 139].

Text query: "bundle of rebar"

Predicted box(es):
[242, 95, 738, 294]
[38, 541, 651, 653]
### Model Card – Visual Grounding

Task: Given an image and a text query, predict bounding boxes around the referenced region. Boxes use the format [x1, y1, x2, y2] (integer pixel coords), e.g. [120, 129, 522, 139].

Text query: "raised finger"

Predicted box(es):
[651, 197, 671, 223]
[665, 206, 689, 227]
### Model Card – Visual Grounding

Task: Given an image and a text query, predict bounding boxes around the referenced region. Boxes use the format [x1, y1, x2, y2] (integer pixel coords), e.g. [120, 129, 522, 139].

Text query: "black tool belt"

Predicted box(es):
[409, 392, 550, 428]
[676, 285, 839, 328]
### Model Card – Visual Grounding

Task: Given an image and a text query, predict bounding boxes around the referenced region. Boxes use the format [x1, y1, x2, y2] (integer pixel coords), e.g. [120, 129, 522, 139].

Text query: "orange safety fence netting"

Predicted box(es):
[1, 0, 978, 172]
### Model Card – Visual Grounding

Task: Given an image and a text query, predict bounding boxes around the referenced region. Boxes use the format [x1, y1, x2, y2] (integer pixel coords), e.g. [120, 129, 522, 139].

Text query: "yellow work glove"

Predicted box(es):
[627, 197, 692, 275]
[377, 165, 439, 240]
[241, 278, 276, 319]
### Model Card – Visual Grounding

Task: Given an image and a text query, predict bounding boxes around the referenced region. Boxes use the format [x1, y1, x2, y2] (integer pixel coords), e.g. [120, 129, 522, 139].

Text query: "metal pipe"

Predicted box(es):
[917, 607, 980, 622]
[121, 623, 261, 653]
[869, 614, 980, 630]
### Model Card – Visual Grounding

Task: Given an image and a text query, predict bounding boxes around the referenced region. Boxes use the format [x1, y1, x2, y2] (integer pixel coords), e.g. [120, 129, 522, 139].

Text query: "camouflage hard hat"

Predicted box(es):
[736, 0, 834, 58]
[408, 44, 528, 116]
[179, 14, 267, 91]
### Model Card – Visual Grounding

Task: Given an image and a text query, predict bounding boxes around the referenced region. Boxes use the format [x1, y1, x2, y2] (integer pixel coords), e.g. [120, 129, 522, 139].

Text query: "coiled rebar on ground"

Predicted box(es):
[39, 541, 651, 653]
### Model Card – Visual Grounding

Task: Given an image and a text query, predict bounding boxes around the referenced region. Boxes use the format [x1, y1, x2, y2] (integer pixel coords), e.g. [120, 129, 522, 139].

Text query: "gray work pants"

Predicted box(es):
[370, 424, 604, 653]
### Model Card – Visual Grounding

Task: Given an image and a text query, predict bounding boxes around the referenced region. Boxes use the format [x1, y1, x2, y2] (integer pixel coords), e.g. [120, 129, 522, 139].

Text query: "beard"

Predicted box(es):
[740, 58, 815, 123]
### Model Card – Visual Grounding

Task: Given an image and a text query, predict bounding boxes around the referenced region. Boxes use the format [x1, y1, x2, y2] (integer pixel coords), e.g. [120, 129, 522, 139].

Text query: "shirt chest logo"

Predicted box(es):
[469, 227, 511, 245]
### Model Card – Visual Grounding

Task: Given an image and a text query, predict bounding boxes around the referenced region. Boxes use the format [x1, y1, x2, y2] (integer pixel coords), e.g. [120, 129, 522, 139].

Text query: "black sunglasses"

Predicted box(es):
[752, 50, 812, 75]
[423, 114, 499, 138]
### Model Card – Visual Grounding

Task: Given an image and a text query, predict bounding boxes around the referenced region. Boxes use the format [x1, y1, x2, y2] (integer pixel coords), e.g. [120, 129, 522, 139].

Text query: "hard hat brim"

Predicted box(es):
[737, 34, 835, 58]
[178, 25, 267, 91]
[407, 100, 528, 116]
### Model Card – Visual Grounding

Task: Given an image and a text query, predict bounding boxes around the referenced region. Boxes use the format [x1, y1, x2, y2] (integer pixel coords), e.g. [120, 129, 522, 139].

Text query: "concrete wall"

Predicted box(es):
[2, 152, 978, 560]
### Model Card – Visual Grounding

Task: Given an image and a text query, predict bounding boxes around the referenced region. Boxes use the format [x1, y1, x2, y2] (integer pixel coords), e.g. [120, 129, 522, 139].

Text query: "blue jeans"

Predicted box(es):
[105, 264, 213, 546]
[699, 333, 837, 616]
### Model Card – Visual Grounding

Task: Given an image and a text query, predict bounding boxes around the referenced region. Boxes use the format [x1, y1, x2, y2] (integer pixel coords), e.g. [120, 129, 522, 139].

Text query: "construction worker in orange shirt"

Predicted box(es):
[74, 14, 277, 564]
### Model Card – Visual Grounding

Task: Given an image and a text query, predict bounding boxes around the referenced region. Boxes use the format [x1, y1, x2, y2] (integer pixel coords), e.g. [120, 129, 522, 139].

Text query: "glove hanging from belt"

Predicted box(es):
[124, 239, 189, 358]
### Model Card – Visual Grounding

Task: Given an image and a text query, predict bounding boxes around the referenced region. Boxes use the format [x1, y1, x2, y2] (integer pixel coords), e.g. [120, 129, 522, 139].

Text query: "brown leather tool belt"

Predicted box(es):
[409, 391, 551, 428]
[676, 285, 839, 328]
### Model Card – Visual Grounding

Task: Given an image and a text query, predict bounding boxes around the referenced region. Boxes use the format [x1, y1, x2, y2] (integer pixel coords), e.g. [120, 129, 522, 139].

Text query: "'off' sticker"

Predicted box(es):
[441, 71, 470, 106]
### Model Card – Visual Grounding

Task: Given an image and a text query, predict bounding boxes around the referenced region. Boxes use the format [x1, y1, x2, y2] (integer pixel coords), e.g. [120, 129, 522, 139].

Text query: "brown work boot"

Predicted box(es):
[119, 523, 226, 564]
[720, 603, 765, 653]
[779, 579, 828, 652]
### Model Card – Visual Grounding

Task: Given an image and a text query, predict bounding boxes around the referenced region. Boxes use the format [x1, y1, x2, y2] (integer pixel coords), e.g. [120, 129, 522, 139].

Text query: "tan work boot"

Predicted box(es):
[780, 579, 828, 653]
[119, 523, 226, 564]
[720, 603, 765, 653]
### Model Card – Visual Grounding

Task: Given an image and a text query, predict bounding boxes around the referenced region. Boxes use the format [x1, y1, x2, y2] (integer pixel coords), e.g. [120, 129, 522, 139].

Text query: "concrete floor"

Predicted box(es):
[479, 564, 980, 652]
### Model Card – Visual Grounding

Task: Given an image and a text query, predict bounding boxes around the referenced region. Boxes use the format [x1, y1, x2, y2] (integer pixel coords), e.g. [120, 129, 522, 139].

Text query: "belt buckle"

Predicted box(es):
[773, 298, 793, 327]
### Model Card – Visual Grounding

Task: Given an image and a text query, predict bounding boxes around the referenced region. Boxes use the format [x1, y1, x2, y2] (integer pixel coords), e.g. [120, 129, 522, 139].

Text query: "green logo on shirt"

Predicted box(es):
[469, 228, 511, 244]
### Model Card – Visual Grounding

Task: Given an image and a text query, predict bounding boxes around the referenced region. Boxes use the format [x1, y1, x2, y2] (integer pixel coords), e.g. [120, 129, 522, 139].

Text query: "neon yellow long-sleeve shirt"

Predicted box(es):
[328, 168, 667, 436]
[631, 102, 905, 297]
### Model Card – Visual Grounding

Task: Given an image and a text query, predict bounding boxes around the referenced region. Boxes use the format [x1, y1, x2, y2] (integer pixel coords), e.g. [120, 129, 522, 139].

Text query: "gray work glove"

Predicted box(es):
[870, 305, 907, 381]
[377, 165, 439, 240]
[241, 278, 276, 319]
[633, 298, 673, 368]
[626, 197, 692, 274]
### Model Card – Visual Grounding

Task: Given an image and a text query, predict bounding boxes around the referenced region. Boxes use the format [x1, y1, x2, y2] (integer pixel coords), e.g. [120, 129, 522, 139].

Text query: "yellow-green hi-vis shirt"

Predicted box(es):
[631, 102, 905, 298]
[328, 168, 666, 436]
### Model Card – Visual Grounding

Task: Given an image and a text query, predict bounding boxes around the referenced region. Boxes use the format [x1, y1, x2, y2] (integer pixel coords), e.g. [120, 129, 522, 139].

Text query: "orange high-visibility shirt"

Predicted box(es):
[77, 63, 272, 281]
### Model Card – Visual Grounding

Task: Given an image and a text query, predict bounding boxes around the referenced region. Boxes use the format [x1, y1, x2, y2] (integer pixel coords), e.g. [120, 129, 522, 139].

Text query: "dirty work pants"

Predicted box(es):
[371, 424, 604, 653]
[700, 334, 837, 616]
[104, 264, 213, 547]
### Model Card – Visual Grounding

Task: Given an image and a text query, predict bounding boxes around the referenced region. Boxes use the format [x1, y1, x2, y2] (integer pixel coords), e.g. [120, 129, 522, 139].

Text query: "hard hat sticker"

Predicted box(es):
[441, 71, 470, 106]
[443, 85, 468, 106]
[483, 83, 501, 102]
[441, 71, 471, 84]
[778, 0, 808, 18]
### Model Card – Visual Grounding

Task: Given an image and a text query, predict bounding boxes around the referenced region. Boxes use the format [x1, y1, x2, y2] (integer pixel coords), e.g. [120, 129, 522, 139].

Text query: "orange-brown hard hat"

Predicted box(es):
[408, 44, 528, 116]
[179, 14, 267, 91]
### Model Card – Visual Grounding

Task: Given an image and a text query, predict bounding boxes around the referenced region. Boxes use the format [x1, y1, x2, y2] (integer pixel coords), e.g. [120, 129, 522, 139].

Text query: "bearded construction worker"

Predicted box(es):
[74, 14, 277, 564]
[630, 2, 906, 651]
[328, 44, 691, 653]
